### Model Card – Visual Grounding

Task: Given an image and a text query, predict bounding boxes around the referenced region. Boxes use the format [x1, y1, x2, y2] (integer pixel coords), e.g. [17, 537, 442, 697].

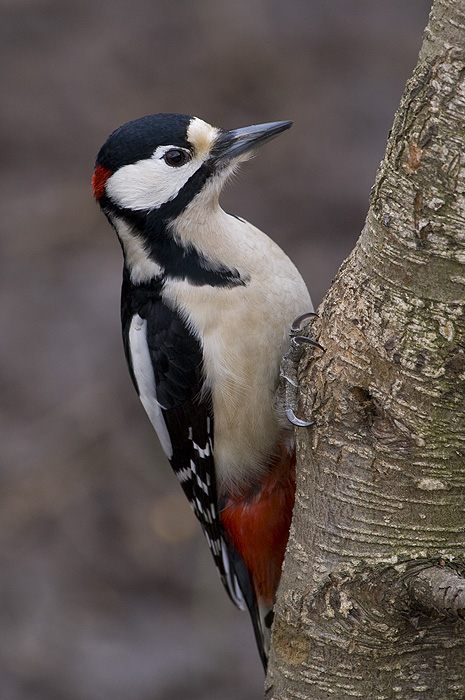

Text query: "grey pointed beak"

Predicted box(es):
[212, 120, 292, 163]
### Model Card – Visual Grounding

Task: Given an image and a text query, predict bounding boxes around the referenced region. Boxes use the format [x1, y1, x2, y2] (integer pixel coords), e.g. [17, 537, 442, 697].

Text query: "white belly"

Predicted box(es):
[163, 215, 312, 488]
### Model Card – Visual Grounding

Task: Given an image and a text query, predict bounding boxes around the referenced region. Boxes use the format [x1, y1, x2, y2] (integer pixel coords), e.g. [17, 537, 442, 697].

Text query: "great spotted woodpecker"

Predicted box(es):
[92, 114, 313, 669]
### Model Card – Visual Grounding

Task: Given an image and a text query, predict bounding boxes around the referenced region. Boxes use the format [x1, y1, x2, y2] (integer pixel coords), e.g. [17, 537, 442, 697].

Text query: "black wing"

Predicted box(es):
[121, 274, 246, 609]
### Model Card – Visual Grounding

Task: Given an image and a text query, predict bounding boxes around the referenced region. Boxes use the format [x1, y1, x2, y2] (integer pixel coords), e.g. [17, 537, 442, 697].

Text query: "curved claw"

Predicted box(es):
[286, 408, 314, 427]
[292, 335, 325, 352]
[291, 311, 318, 332]
[280, 372, 299, 388]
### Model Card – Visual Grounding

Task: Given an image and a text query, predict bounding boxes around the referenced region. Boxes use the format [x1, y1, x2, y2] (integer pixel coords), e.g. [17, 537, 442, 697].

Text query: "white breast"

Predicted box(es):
[163, 210, 312, 488]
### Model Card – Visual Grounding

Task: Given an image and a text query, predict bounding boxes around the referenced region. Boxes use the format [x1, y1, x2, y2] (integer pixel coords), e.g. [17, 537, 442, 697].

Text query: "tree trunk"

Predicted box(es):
[266, 1, 465, 697]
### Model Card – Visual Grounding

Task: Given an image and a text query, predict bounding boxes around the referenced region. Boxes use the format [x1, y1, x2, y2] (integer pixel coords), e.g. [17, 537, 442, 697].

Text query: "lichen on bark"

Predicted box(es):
[266, 1, 465, 698]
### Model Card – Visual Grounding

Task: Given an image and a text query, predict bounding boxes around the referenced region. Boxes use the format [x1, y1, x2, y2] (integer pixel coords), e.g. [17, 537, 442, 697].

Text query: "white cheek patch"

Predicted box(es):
[105, 145, 203, 211]
[128, 314, 173, 459]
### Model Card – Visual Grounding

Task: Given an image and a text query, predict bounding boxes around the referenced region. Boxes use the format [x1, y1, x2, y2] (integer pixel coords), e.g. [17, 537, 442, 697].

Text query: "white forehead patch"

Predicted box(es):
[104, 117, 220, 212]
[187, 117, 220, 160]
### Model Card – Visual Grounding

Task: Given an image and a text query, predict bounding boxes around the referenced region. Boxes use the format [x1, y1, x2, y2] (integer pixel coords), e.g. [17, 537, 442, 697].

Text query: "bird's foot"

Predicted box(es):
[280, 312, 324, 427]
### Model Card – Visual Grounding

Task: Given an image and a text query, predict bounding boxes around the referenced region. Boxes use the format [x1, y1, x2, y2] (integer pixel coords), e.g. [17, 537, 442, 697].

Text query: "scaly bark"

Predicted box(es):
[267, 1, 465, 697]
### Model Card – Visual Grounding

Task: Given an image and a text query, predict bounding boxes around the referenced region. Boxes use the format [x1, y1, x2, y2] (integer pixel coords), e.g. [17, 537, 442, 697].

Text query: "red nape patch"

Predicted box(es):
[221, 444, 296, 606]
[92, 165, 112, 199]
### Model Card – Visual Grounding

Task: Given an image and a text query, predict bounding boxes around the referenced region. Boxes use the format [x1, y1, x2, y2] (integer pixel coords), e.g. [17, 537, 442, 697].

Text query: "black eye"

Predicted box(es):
[163, 149, 190, 167]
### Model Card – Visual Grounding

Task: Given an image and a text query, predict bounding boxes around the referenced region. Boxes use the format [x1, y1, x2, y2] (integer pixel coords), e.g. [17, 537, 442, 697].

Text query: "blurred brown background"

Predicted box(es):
[1, 1, 431, 698]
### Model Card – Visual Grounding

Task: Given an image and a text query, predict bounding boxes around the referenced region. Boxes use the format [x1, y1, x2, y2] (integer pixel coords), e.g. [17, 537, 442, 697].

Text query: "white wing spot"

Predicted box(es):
[195, 472, 209, 495]
[188, 427, 211, 459]
[211, 537, 221, 556]
[221, 540, 246, 610]
[198, 442, 211, 459]
[176, 466, 192, 483]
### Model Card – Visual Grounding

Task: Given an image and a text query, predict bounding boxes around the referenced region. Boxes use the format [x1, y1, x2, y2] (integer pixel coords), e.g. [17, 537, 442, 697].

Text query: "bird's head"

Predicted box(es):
[92, 113, 292, 218]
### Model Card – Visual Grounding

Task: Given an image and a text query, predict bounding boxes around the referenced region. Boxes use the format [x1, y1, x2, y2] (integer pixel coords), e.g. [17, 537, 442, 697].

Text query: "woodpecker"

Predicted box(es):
[92, 113, 313, 669]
